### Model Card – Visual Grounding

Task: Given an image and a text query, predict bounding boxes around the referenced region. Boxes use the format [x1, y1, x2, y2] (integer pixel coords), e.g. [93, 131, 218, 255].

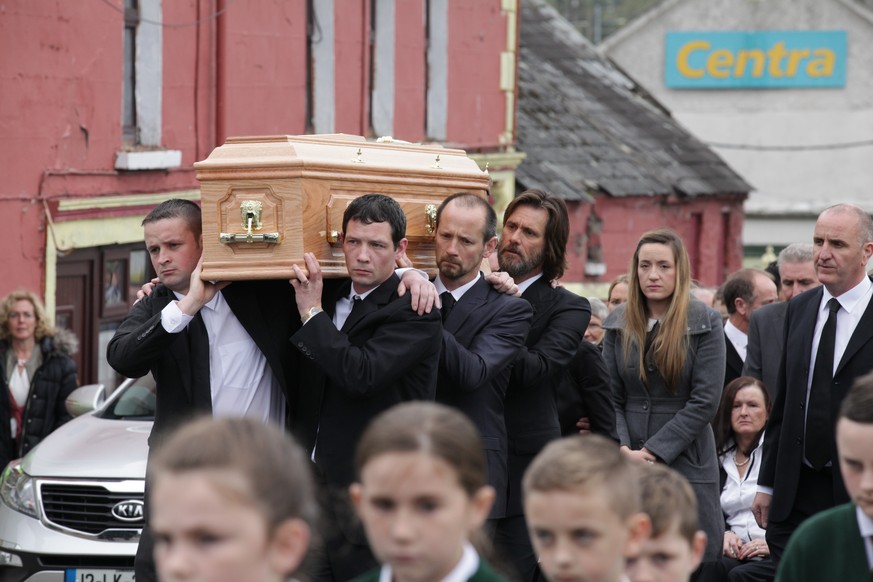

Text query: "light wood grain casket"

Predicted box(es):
[194, 134, 491, 281]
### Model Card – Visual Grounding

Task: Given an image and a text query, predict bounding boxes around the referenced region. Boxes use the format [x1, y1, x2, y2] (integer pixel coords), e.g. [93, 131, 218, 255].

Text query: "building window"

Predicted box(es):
[122, 0, 139, 145]
[116, 0, 182, 170]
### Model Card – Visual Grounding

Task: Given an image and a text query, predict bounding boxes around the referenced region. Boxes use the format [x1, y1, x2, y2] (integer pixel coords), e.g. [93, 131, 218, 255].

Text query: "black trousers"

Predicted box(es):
[306, 471, 378, 582]
[694, 557, 776, 582]
[494, 513, 545, 582]
[766, 464, 834, 566]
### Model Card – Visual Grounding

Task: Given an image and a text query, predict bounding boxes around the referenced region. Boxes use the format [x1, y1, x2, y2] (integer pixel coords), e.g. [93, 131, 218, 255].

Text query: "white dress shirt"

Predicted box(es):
[724, 319, 748, 362]
[378, 542, 479, 582]
[516, 273, 544, 295]
[856, 505, 873, 570]
[720, 435, 766, 541]
[434, 273, 481, 302]
[160, 291, 285, 426]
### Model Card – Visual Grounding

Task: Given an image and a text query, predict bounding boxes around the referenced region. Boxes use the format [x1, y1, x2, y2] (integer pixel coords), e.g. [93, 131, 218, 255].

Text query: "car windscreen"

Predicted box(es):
[98, 374, 157, 420]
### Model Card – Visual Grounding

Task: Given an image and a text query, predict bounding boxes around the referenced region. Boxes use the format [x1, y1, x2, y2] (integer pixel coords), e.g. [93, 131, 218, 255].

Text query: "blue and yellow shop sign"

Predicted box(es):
[665, 31, 846, 89]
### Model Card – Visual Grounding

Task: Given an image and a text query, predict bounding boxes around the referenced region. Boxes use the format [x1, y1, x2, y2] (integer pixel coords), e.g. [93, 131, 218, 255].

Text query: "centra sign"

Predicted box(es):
[665, 31, 846, 89]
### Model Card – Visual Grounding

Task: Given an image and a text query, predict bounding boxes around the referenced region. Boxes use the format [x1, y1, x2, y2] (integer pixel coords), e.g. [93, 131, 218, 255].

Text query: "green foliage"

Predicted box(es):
[544, 0, 665, 43]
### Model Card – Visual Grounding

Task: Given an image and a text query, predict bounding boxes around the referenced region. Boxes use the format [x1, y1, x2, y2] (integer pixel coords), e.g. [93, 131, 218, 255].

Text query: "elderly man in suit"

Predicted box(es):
[291, 194, 442, 581]
[753, 203, 873, 564]
[743, 243, 819, 397]
[492, 189, 591, 581]
[720, 268, 778, 387]
[430, 192, 533, 525]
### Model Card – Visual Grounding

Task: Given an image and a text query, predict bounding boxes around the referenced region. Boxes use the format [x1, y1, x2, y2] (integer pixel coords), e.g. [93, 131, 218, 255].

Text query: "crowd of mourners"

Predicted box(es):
[4, 193, 873, 582]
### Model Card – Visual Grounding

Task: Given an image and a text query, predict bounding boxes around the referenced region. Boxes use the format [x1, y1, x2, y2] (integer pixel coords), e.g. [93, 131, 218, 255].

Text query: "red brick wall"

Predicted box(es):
[564, 195, 745, 288]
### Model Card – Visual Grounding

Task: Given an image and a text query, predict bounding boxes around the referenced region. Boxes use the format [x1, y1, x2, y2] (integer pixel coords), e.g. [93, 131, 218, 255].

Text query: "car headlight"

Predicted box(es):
[0, 462, 37, 518]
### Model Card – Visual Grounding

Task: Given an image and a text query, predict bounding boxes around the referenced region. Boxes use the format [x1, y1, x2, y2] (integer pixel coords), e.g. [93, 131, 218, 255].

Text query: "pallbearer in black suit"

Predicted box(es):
[431, 193, 533, 523]
[290, 194, 442, 581]
[753, 203, 873, 564]
[107, 199, 300, 582]
[492, 189, 591, 581]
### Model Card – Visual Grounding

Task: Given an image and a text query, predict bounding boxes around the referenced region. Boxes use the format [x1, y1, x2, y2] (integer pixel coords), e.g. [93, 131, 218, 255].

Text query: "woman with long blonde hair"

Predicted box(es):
[0, 290, 77, 470]
[602, 229, 725, 562]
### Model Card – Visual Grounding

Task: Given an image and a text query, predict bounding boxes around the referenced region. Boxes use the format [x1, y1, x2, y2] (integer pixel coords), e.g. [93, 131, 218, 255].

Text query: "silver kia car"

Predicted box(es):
[0, 374, 154, 582]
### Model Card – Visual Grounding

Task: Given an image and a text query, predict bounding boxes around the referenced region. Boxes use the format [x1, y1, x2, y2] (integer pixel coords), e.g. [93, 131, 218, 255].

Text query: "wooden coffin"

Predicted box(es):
[194, 134, 491, 280]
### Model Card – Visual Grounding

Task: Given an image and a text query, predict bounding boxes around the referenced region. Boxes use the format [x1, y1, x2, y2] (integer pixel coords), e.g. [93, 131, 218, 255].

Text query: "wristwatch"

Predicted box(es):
[301, 306, 323, 324]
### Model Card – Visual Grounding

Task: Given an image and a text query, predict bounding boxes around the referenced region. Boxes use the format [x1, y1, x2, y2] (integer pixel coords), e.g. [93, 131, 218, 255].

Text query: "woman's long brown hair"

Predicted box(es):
[621, 229, 692, 393]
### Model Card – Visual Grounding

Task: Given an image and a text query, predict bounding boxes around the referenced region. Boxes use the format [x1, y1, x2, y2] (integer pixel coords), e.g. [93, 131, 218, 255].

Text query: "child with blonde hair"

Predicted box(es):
[626, 464, 707, 582]
[148, 417, 316, 582]
[523, 434, 651, 582]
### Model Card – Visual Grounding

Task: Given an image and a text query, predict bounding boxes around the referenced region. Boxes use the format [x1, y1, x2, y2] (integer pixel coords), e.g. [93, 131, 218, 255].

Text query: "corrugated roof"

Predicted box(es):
[516, 0, 752, 200]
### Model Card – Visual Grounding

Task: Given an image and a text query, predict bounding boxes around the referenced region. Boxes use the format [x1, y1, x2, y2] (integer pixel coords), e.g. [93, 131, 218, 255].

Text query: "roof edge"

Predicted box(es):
[598, 0, 685, 52]
[835, 0, 873, 25]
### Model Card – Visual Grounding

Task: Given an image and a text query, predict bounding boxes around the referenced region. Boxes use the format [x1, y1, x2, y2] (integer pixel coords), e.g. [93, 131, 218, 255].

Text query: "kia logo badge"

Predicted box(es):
[111, 500, 144, 522]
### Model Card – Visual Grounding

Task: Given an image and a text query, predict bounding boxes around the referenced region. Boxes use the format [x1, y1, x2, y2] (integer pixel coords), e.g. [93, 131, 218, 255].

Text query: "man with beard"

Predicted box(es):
[431, 192, 533, 526]
[492, 189, 591, 581]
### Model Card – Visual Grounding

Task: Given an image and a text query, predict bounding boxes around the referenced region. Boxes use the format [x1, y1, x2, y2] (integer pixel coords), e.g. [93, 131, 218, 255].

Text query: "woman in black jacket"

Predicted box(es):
[0, 290, 77, 470]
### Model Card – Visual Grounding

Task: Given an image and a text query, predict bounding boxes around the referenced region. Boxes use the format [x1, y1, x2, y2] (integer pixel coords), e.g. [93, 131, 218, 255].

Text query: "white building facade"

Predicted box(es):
[601, 0, 873, 252]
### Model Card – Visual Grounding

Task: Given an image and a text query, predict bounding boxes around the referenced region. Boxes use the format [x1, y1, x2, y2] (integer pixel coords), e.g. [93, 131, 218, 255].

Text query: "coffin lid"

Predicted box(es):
[194, 134, 489, 183]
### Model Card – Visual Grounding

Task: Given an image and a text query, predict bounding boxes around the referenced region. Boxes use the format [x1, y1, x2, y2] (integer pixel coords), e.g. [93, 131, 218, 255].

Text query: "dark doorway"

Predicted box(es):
[56, 243, 153, 387]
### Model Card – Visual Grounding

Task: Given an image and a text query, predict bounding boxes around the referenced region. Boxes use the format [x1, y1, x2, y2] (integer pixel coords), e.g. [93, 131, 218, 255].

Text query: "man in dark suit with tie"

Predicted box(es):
[492, 189, 591, 581]
[753, 203, 873, 564]
[290, 194, 442, 580]
[430, 192, 533, 525]
[109, 198, 437, 582]
[744, 243, 819, 397]
[108, 199, 300, 582]
[720, 268, 778, 387]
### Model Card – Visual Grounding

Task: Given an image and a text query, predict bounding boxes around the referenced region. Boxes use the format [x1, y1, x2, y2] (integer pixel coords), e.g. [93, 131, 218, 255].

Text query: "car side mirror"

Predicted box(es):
[65, 384, 106, 418]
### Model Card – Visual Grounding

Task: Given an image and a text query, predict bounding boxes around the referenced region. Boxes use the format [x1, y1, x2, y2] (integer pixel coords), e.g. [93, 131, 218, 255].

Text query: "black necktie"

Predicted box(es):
[187, 311, 212, 412]
[341, 295, 363, 332]
[806, 298, 840, 470]
[440, 291, 455, 322]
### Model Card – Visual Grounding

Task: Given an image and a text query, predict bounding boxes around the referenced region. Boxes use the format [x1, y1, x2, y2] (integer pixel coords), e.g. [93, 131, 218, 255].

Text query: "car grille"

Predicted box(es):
[40, 554, 136, 569]
[40, 483, 144, 537]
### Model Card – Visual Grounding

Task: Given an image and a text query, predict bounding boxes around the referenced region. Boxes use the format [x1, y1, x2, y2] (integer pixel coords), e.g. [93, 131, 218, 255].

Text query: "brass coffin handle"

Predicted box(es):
[219, 200, 280, 244]
[220, 232, 280, 244]
[425, 204, 437, 236]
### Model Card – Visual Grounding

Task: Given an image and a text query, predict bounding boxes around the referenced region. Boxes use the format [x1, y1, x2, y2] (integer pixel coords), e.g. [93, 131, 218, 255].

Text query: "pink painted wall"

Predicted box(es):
[392, 0, 427, 142]
[0, 0, 513, 298]
[163, 1, 212, 161]
[334, 0, 371, 135]
[217, 0, 308, 142]
[445, 0, 507, 148]
[0, 2, 127, 294]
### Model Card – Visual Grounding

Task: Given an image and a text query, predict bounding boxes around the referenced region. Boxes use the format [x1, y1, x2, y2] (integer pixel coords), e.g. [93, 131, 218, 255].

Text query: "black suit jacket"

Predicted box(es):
[556, 341, 618, 441]
[743, 301, 788, 399]
[724, 332, 744, 388]
[759, 283, 873, 522]
[503, 278, 590, 516]
[291, 274, 442, 488]
[436, 276, 533, 519]
[107, 280, 299, 447]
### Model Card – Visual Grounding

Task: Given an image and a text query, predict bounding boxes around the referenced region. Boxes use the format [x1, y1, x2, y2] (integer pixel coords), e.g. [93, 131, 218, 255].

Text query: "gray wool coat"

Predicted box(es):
[603, 299, 725, 561]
